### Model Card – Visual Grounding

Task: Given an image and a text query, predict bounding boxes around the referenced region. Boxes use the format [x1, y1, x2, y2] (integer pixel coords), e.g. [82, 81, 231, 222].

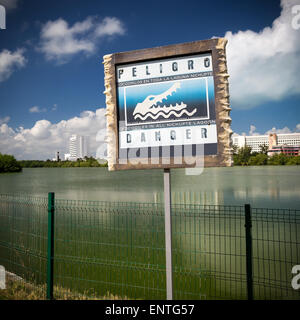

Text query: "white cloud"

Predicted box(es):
[0, 49, 26, 82]
[225, 0, 300, 108]
[249, 125, 260, 136]
[0, 116, 10, 125]
[39, 17, 95, 62]
[29, 106, 47, 113]
[0, 108, 107, 160]
[0, 0, 19, 10]
[39, 16, 125, 63]
[265, 126, 292, 135]
[94, 17, 125, 37]
[236, 123, 300, 136]
[30, 120, 51, 139]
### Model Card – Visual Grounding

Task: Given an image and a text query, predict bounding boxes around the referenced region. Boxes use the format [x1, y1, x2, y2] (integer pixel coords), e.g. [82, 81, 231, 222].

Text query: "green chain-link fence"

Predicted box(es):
[0, 193, 299, 300]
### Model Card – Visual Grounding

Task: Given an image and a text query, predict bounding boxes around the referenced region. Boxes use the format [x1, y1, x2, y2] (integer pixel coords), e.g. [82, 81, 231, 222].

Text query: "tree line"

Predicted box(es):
[18, 156, 108, 168]
[233, 145, 300, 166]
[1, 148, 299, 173]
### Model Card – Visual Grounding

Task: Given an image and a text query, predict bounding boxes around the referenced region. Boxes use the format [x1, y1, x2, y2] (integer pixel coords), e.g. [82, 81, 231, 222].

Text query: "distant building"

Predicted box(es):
[68, 135, 89, 161]
[268, 145, 300, 157]
[64, 153, 71, 161]
[52, 151, 60, 161]
[268, 133, 278, 150]
[232, 132, 300, 153]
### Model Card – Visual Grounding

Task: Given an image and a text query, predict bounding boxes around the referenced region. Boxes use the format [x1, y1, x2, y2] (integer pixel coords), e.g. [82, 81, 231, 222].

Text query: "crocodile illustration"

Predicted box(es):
[132, 82, 197, 121]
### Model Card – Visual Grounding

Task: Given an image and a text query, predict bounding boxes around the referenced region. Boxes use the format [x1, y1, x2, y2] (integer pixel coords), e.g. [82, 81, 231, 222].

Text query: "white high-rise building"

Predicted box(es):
[67, 135, 89, 161]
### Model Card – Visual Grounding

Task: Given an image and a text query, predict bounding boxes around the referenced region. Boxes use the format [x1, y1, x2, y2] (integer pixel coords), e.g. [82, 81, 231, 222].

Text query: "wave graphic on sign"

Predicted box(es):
[134, 108, 197, 121]
[133, 82, 196, 121]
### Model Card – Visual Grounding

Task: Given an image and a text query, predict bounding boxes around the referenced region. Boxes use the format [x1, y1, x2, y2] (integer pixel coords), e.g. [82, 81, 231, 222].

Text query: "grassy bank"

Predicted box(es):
[0, 272, 126, 300]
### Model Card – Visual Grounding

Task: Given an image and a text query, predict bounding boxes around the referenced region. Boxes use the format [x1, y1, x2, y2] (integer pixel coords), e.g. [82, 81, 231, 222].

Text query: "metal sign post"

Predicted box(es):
[164, 168, 173, 300]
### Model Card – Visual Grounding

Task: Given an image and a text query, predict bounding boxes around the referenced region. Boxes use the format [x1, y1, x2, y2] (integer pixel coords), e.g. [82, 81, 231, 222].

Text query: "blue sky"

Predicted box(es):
[0, 0, 300, 159]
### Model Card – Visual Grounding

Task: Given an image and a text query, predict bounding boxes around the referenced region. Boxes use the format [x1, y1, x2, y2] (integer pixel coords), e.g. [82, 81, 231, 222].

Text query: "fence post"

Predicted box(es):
[164, 168, 173, 300]
[244, 203, 253, 300]
[47, 192, 55, 300]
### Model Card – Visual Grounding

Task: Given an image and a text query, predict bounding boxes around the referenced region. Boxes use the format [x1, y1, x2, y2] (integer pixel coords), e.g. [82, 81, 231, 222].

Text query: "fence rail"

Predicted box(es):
[0, 193, 299, 300]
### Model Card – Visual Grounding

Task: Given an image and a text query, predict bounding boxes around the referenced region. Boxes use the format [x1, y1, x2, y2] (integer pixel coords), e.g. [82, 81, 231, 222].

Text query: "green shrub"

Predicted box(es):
[267, 153, 289, 165]
[0, 153, 22, 173]
[233, 146, 252, 166]
[286, 156, 300, 165]
[248, 153, 268, 166]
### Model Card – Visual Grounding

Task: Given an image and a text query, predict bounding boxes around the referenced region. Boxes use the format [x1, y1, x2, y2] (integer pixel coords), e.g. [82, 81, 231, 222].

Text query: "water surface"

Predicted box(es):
[0, 166, 299, 209]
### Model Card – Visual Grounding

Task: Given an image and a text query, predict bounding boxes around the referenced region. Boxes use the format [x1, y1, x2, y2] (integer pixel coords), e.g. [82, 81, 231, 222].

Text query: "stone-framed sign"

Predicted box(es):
[103, 38, 232, 171]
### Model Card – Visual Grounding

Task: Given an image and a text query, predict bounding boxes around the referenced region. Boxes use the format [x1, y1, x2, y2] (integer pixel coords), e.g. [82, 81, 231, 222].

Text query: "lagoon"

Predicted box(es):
[0, 166, 299, 209]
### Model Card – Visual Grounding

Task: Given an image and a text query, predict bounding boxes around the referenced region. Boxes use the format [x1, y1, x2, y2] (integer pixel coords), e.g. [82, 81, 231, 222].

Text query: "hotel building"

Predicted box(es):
[232, 132, 300, 153]
[66, 134, 89, 161]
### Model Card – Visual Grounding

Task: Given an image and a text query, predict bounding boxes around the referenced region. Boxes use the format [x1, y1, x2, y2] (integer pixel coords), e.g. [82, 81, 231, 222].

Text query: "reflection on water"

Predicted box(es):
[154, 190, 224, 206]
[0, 166, 299, 209]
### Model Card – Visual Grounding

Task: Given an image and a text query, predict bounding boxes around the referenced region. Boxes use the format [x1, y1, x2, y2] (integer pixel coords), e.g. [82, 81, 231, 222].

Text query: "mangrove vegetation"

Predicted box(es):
[18, 156, 108, 168]
[0, 153, 22, 173]
[233, 145, 300, 166]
